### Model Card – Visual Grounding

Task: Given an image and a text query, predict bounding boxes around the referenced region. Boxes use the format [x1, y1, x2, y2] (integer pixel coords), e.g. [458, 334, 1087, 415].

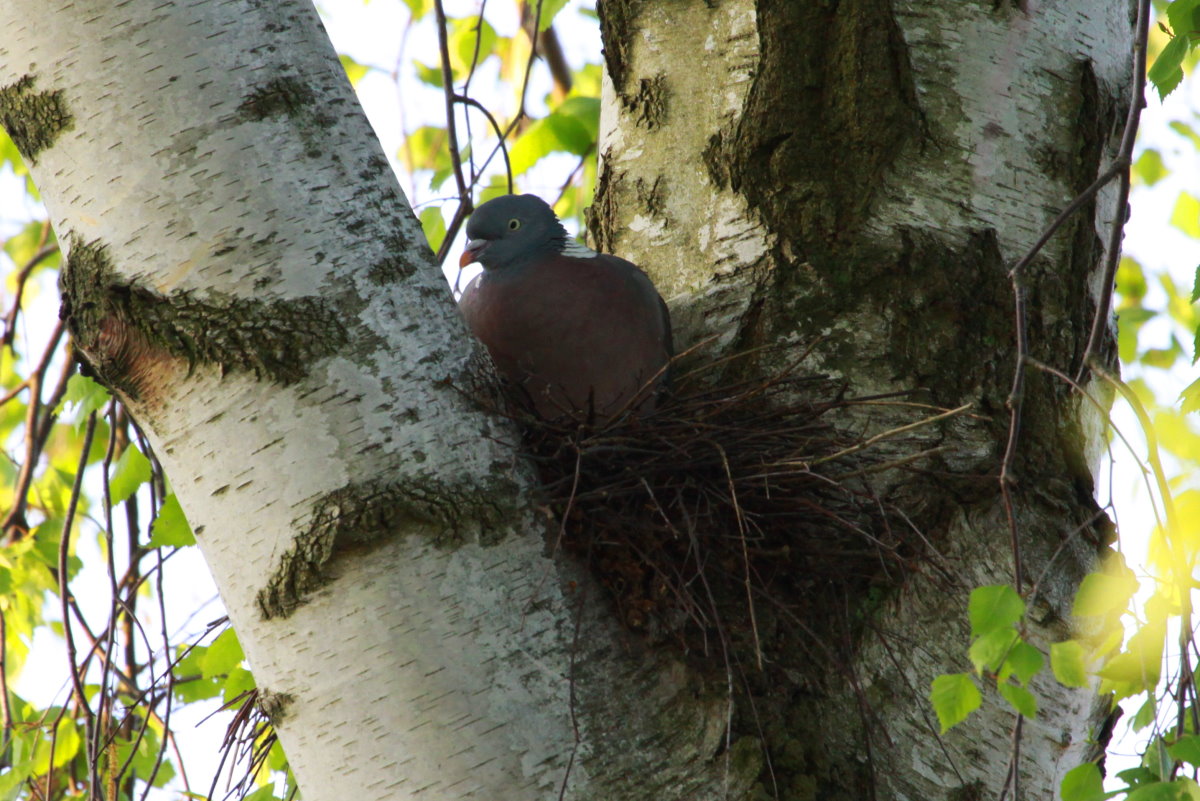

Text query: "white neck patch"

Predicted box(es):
[560, 239, 598, 259]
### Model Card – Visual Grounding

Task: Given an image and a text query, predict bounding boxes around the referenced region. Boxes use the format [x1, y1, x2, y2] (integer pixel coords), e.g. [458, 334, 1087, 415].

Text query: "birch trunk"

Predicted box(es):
[0, 2, 743, 799]
[0, 0, 1134, 799]
[593, 0, 1132, 797]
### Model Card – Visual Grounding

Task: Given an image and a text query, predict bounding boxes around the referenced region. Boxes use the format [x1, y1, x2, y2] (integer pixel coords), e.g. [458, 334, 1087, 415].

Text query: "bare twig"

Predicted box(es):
[433, 0, 469, 206]
[58, 412, 98, 791]
[1080, 0, 1151, 375]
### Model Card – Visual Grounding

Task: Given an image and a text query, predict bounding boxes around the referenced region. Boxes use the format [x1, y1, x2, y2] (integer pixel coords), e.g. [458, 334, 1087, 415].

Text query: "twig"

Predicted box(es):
[453, 94, 512, 192]
[802, 404, 971, 467]
[59, 412, 98, 792]
[433, 0, 469, 206]
[1080, 0, 1151, 376]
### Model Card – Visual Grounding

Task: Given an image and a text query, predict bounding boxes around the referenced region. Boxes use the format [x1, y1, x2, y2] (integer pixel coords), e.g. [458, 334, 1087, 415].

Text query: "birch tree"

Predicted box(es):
[0, 0, 1151, 800]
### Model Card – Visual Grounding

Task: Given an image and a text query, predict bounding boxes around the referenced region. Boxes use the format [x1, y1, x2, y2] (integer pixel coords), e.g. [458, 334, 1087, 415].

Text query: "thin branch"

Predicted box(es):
[1080, 0, 1151, 376]
[433, 0, 472, 249]
[2, 240, 57, 349]
[59, 412, 98, 789]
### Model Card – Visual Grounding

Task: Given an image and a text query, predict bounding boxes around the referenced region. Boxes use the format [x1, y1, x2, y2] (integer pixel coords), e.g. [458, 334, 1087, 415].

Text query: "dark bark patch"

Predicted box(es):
[58, 235, 349, 396]
[256, 476, 519, 620]
[234, 74, 337, 160]
[626, 74, 670, 129]
[236, 75, 318, 122]
[0, 75, 73, 165]
[883, 228, 1011, 405]
[257, 690, 294, 724]
[585, 152, 623, 253]
[366, 234, 420, 284]
[596, 0, 647, 96]
[717, 0, 921, 261]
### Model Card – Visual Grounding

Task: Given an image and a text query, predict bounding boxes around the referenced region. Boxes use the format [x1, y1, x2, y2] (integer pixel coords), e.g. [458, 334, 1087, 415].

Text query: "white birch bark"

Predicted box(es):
[1, 3, 743, 799]
[595, 0, 1137, 796]
[594, 0, 1132, 797]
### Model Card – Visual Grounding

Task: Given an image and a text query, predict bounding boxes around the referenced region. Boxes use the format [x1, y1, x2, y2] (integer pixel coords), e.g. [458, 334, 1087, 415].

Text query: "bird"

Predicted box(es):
[457, 194, 672, 422]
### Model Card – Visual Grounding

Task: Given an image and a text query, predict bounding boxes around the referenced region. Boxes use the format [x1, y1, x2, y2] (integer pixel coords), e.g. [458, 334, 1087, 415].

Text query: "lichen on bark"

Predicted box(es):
[256, 475, 522, 620]
[0, 74, 72, 164]
[58, 234, 349, 398]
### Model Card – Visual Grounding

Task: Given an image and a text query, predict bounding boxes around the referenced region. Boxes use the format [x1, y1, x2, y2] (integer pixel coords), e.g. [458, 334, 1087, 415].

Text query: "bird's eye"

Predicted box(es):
[508, 218, 521, 230]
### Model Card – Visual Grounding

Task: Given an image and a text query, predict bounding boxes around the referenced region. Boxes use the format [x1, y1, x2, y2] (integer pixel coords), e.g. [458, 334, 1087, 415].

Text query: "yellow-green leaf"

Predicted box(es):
[339, 54, 370, 87]
[419, 206, 446, 253]
[148, 494, 195, 548]
[930, 673, 981, 733]
[200, 628, 245, 679]
[997, 682, 1037, 719]
[1149, 34, 1189, 99]
[1169, 735, 1200, 767]
[968, 584, 1024, 636]
[1133, 149, 1167, 187]
[109, 445, 151, 505]
[1050, 640, 1088, 688]
[1170, 192, 1200, 239]
[1060, 762, 1107, 801]
[1073, 570, 1137, 618]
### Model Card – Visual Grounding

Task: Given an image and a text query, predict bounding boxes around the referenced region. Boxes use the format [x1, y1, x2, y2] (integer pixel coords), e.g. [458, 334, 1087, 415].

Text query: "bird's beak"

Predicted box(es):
[460, 239, 488, 268]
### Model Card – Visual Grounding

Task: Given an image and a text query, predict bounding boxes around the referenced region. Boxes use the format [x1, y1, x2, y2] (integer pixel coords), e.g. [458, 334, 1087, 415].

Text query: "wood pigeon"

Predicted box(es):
[457, 194, 673, 421]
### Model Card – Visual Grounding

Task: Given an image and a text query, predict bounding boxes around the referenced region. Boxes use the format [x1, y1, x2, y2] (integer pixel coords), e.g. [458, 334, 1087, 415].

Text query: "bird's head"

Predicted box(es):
[459, 194, 568, 270]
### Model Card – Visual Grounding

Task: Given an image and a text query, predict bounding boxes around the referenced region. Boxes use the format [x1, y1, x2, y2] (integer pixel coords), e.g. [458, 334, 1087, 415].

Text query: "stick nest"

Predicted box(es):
[471, 347, 955, 663]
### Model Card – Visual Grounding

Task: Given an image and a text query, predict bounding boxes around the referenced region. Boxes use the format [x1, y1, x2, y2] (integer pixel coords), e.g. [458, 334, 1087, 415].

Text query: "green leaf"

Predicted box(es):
[148, 494, 195, 548]
[1097, 638, 1163, 695]
[968, 584, 1025, 636]
[2, 220, 58, 273]
[1169, 121, 1200, 151]
[1191, 263, 1200, 304]
[109, 445, 151, 505]
[556, 95, 601, 141]
[339, 54, 370, 87]
[1181, 376, 1200, 413]
[1149, 33, 1189, 99]
[448, 17, 497, 79]
[1050, 640, 1089, 687]
[400, 126, 449, 174]
[997, 682, 1037, 719]
[242, 786, 280, 801]
[0, 128, 25, 175]
[413, 60, 444, 89]
[32, 718, 80, 773]
[1125, 782, 1187, 801]
[200, 628, 245, 679]
[419, 206, 446, 253]
[509, 111, 593, 175]
[1061, 763, 1107, 801]
[531, 0, 570, 30]
[401, 0, 434, 21]
[1133, 149, 1167, 186]
[1118, 766, 1160, 787]
[1167, 0, 1200, 40]
[223, 666, 257, 703]
[173, 674, 222, 704]
[1133, 697, 1158, 732]
[1118, 306, 1156, 363]
[1171, 192, 1200, 239]
[1169, 735, 1200, 767]
[1004, 640, 1044, 685]
[930, 673, 981, 733]
[1073, 570, 1137, 618]
[1143, 339, 1182, 369]
[969, 628, 1018, 675]
[61, 373, 110, 430]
